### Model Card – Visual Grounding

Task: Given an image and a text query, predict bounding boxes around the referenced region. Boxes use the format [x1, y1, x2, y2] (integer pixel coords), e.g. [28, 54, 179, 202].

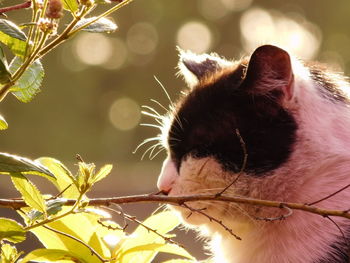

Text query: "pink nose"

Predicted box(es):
[157, 157, 178, 193]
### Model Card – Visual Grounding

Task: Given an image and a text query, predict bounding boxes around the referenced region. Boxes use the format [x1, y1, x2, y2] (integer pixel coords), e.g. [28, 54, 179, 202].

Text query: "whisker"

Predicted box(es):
[141, 143, 159, 160]
[154, 75, 174, 107]
[150, 99, 169, 112]
[140, 123, 162, 130]
[150, 147, 165, 160]
[141, 111, 163, 120]
[133, 137, 161, 154]
[142, 105, 162, 117]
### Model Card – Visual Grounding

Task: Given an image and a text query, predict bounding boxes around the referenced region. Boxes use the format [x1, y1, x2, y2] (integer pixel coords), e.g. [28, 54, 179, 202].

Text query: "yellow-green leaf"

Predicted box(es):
[0, 218, 26, 243]
[0, 243, 22, 263]
[9, 57, 44, 103]
[162, 260, 199, 263]
[0, 114, 8, 130]
[0, 19, 27, 57]
[0, 46, 11, 84]
[120, 243, 194, 263]
[91, 164, 112, 184]
[0, 152, 54, 178]
[62, 0, 79, 12]
[36, 157, 79, 199]
[21, 249, 87, 263]
[11, 173, 46, 213]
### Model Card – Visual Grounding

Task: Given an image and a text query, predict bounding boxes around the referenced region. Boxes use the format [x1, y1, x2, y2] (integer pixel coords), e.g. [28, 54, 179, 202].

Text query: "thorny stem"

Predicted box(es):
[43, 225, 108, 262]
[0, 1, 31, 14]
[3, 193, 350, 220]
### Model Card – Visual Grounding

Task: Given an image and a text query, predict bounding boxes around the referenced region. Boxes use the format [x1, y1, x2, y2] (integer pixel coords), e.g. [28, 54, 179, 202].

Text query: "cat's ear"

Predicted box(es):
[177, 48, 231, 87]
[243, 45, 294, 100]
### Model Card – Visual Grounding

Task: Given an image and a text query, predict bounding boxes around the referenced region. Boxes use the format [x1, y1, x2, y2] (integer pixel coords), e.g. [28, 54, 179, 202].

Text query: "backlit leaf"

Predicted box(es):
[0, 243, 22, 263]
[0, 218, 26, 243]
[0, 114, 8, 130]
[74, 17, 117, 33]
[0, 46, 11, 84]
[91, 164, 112, 184]
[11, 173, 47, 213]
[62, 0, 79, 12]
[21, 249, 87, 263]
[36, 157, 79, 198]
[9, 57, 44, 103]
[0, 19, 27, 57]
[0, 152, 54, 178]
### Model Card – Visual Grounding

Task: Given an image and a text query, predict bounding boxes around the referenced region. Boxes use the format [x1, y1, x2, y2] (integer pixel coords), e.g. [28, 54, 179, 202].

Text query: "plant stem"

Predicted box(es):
[0, 1, 31, 14]
[24, 192, 84, 231]
[68, 0, 134, 36]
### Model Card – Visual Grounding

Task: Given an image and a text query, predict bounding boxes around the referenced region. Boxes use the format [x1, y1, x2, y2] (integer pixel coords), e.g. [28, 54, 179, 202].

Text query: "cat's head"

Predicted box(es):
[156, 45, 350, 228]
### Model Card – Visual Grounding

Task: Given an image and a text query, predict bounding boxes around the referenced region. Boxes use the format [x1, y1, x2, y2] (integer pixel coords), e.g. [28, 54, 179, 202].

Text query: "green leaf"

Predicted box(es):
[162, 260, 199, 263]
[62, 0, 79, 12]
[74, 17, 118, 33]
[0, 152, 55, 178]
[30, 212, 111, 262]
[21, 249, 87, 263]
[0, 243, 22, 263]
[11, 173, 47, 213]
[46, 199, 64, 216]
[36, 157, 79, 199]
[0, 218, 26, 243]
[91, 164, 112, 184]
[0, 19, 27, 57]
[120, 243, 194, 263]
[0, 46, 11, 84]
[0, 115, 8, 130]
[9, 57, 44, 103]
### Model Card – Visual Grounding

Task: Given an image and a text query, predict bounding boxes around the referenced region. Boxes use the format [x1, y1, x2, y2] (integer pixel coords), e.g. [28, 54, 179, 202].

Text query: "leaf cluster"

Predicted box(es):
[0, 152, 197, 263]
[0, 0, 128, 129]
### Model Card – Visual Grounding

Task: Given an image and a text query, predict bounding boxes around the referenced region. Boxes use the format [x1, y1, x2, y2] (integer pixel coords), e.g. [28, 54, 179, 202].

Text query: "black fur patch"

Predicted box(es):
[168, 65, 297, 175]
[315, 230, 350, 263]
[308, 64, 349, 104]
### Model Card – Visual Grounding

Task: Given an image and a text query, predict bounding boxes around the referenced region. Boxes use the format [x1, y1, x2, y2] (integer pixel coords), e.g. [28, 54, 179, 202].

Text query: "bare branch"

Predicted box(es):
[182, 203, 241, 240]
[0, 1, 31, 15]
[2, 193, 350, 220]
[307, 183, 350, 206]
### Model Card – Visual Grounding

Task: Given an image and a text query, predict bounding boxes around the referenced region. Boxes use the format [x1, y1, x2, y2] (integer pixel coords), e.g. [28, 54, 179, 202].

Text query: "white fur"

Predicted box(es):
[157, 50, 350, 262]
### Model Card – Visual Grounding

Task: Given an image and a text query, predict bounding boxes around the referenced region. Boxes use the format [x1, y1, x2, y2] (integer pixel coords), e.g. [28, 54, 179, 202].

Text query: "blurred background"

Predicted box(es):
[1, 0, 350, 260]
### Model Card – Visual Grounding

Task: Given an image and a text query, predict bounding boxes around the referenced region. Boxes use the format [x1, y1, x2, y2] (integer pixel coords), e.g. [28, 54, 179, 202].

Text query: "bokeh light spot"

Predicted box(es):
[126, 22, 158, 55]
[109, 98, 141, 131]
[102, 38, 128, 70]
[240, 7, 321, 59]
[74, 33, 114, 66]
[176, 21, 212, 53]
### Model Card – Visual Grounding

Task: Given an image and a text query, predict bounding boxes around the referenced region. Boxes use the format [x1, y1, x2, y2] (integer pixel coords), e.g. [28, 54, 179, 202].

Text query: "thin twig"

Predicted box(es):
[42, 225, 108, 262]
[216, 129, 248, 196]
[3, 193, 350, 220]
[254, 205, 293, 222]
[182, 203, 241, 240]
[102, 205, 183, 247]
[0, 1, 31, 14]
[323, 215, 348, 247]
[307, 183, 350, 206]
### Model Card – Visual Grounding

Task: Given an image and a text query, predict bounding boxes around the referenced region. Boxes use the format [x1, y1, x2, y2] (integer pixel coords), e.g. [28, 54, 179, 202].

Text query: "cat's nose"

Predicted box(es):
[157, 157, 178, 194]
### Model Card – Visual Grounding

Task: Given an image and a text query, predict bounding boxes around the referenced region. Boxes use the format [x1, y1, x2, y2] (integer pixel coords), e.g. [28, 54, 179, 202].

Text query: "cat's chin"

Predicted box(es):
[167, 205, 209, 226]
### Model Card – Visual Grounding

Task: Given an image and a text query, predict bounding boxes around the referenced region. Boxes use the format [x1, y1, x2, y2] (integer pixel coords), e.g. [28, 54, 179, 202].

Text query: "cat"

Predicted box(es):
[150, 45, 350, 263]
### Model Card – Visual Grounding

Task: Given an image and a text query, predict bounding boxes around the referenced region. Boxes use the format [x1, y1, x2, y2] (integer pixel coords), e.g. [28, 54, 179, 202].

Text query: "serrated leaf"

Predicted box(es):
[0, 114, 8, 130]
[0, 19, 27, 57]
[0, 218, 26, 243]
[30, 212, 110, 263]
[74, 17, 117, 33]
[120, 243, 194, 263]
[0, 152, 55, 178]
[21, 249, 87, 263]
[91, 164, 112, 184]
[11, 173, 47, 213]
[0, 243, 22, 263]
[62, 0, 79, 12]
[9, 57, 44, 103]
[0, 46, 11, 84]
[46, 199, 64, 216]
[36, 157, 79, 199]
